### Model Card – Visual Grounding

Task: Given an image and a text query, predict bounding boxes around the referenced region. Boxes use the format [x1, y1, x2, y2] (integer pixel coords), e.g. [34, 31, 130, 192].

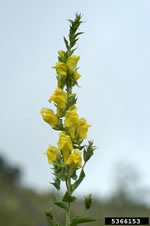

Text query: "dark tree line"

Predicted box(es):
[0, 155, 21, 185]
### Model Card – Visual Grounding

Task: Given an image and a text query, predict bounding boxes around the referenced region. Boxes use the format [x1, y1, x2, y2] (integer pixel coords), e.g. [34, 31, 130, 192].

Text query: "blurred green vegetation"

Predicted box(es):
[0, 155, 149, 226]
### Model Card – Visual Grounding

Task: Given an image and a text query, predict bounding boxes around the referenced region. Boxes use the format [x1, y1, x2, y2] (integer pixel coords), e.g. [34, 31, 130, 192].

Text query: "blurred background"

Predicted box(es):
[0, 0, 150, 225]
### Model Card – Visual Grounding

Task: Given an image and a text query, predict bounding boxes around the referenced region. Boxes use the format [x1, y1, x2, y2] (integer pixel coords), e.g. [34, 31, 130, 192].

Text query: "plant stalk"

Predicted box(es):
[66, 172, 71, 226]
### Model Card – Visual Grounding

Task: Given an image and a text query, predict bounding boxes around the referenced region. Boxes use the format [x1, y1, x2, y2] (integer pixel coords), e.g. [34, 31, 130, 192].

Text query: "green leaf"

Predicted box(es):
[64, 37, 69, 49]
[71, 169, 85, 193]
[53, 159, 68, 181]
[54, 118, 64, 131]
[54, 200, 68, 210]
[63, 191, 76, 203]
[66, 94, 77, 111]
[50, 177, 60, 190]
[69, 48, 77, 56]
[83, 141, 96, 163]
[79, 145, 85, 150]
[83, 149, 92, 163]
[74, 32, 84, 38]
[70, 216, 96, 225]
[71, 168, 78, 180]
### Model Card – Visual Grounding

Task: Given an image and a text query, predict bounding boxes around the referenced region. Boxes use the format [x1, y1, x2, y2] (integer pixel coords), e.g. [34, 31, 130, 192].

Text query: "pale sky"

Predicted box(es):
[0, 0, 150, 203]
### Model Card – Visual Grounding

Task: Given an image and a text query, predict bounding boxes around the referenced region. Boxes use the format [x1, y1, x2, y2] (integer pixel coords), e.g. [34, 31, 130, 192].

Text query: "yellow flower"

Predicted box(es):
[49, 88, 67, 109]
[66, 149, 82, 168]
[77, 118, 91, 139]
[52, 62, 67, 76]
[57, 74, 66, 88]
[40, 108, 58, 127]
[44, 145, 59, 164]
[57, 132, 73, 162]
[68, 104, 77, 111]
[52, 58, 68, 88]
[58, 50, 65, 62]
[64, 106, 79, 138]
[66, 55, 80, 74]
[65, 110, 79, 128]
[73, 71, 81, 81]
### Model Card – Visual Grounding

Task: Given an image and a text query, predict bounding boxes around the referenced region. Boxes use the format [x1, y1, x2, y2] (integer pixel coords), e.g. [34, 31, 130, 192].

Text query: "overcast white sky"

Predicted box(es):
[0, 0, 150, 202]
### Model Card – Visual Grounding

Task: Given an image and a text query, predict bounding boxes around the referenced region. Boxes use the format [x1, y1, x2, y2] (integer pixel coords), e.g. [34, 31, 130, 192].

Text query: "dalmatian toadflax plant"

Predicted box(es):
[41, 13, 96, 226]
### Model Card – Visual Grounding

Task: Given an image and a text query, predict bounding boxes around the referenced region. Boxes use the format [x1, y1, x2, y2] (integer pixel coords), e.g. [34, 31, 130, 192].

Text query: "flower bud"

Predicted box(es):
[85, 194, 92, 209]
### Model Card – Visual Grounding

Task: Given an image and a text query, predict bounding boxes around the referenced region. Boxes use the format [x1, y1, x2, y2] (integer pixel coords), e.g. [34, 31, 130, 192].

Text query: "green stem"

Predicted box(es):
[81, 208, 87, 217]
[58, 189, 62, 200]
[66, 171, 71, 226]
[83, 162, 86, 169]
[65, 83, 72, 226]
[66, 202, 70, 226]
[53, 216, 60, 225]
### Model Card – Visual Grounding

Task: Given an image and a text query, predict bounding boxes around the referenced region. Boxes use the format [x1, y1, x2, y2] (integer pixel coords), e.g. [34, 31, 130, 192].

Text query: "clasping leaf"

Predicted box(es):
[54, 200, 68, 210]
[63, 191, 76, 203]
[71, 169, 85, 193]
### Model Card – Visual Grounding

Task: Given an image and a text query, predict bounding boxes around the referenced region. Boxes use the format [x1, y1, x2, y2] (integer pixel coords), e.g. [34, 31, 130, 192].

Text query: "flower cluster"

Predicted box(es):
[41, 52, 91, 168]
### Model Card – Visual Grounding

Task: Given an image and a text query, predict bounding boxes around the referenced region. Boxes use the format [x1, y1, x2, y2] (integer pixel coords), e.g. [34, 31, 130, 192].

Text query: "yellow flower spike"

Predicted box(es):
[40, 13, 96, 226]
[40, 108, 58, 127]
[77, 118, 91, 139]
[66, 55, 80, 74]
[66, 149, 83, 168]
[44, 145, 59, 164]
[49, 87, 67, 109]
[57, 132, 73, 162]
